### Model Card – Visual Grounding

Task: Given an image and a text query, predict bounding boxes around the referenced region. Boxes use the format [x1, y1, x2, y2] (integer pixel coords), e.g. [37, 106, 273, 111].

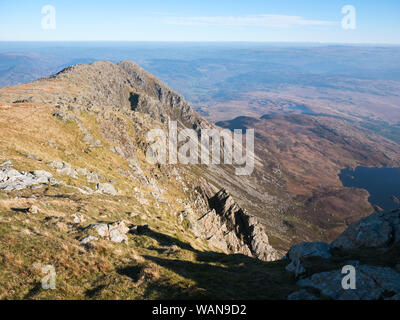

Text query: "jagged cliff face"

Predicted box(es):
[181, 189, 279, 261]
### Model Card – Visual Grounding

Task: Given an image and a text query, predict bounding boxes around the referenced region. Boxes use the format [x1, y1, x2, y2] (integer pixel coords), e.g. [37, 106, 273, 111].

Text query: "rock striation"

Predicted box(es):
[184, 189, 279, 261]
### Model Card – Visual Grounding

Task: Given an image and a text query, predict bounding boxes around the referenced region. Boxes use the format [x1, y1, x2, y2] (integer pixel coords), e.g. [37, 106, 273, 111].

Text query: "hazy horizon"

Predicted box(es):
[1, 1, 400, 43]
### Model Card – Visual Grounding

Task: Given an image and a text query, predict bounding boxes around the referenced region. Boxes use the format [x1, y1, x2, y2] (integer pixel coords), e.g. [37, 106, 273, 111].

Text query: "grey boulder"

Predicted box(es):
[296, 265, 400, 300]
[96, 183, 117, 196]
[0, 168, 56, 191]
[332, 210, 400, 249]
[85, 221, 129, 243]
[285, 242, 331, 275]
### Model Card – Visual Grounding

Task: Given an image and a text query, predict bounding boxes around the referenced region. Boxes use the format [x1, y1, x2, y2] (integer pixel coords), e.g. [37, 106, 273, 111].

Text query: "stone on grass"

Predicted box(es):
[85, 221, 129, 243]
[28, 205, 39, 214]
[72, 214, 86, 224]
[96, 183, 117, 196]
[32, 170, 53, 184]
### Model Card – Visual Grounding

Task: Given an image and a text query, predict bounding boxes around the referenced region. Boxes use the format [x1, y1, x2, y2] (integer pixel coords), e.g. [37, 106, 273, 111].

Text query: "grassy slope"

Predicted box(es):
[0, 103, 299, 300]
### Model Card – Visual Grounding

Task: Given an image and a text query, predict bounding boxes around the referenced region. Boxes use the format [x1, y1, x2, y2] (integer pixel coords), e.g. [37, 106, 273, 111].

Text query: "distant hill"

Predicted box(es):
[2, 44, 400, 124]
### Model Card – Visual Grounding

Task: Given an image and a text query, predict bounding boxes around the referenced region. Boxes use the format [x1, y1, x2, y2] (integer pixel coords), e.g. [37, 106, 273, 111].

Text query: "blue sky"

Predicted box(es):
[0, 0, 399, 43]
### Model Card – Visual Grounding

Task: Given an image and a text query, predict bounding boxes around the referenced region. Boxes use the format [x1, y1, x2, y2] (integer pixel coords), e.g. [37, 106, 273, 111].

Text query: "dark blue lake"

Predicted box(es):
[339, 167, 400, 211]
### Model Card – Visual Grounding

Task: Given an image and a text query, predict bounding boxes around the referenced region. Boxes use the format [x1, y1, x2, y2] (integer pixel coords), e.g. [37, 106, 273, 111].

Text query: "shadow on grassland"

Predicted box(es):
[124, 228, 297, 300]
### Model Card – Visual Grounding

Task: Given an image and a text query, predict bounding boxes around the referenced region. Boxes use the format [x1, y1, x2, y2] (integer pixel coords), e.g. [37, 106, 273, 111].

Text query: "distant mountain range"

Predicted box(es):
[2, 44, 400, 127]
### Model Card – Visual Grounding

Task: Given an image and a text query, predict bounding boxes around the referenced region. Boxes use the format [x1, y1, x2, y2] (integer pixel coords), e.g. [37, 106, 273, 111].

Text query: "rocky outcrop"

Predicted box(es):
[0, 161, 118, 196]
[118, 61, 208, 130]
[297, 265, 400, 300]
[285, 242, 331, 276]
[96, 183, 117, 196]
[286, 209, 400, 300]
[208, 189, 279, 261]
[47, 161, 78, 178]
[47, 161, 117, 195]
[80, 235, 99, 245]
[34, 61, 209, 131]
[0, 165, 59, 191]
[184, 189, 279, 261]
[72, 213, 86, 224]
[84, 221, 129, 244]
[332, 209, 400, 249]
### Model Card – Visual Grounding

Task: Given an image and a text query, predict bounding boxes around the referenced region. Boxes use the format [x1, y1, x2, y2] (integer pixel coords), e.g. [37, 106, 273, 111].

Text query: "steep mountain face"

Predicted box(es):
[184, 189, 279, 261]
